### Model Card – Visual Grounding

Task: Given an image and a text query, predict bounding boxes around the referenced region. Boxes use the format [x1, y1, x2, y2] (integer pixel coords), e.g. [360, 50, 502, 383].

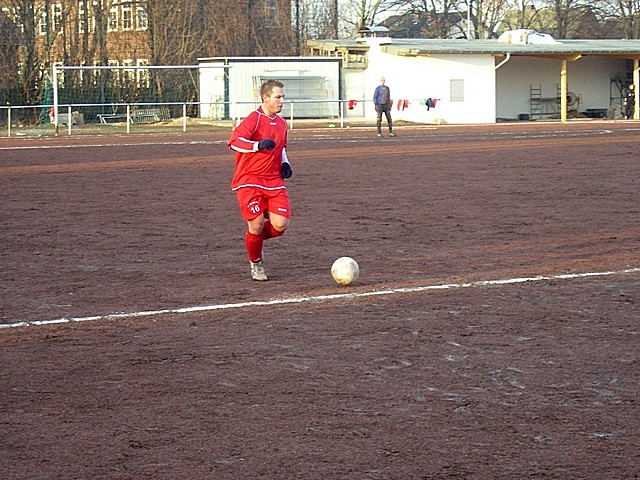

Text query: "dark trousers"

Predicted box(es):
[375, 104, 393, 133]
[624, 96, 635, 119]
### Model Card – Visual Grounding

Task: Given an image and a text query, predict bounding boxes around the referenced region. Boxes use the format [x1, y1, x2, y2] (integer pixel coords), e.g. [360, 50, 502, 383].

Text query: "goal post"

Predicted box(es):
[51, 64, 231, 131]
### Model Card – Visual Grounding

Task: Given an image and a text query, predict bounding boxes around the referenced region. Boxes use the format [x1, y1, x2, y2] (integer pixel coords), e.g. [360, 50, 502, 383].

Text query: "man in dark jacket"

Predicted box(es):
[624, 84, 635, 119]
[373, 77, 395, 137]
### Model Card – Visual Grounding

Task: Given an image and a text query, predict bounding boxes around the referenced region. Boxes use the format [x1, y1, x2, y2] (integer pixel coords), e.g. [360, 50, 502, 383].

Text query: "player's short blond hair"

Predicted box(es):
[261, 80, 285, 99]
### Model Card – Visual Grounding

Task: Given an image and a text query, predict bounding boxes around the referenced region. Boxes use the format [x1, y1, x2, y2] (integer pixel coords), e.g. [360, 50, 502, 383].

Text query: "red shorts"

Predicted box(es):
[235, 187, 291, 221]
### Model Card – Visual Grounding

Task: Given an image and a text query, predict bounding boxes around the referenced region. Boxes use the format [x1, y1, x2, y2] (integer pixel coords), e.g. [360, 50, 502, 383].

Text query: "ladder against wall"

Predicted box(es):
[530, 84, 542, 119]
[531, 84, 566, 118]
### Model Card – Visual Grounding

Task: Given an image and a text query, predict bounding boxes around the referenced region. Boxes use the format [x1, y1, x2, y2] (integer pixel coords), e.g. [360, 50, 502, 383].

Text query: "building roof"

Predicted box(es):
[198, 56, 341, 63]
[358, 25, 390, 37]
[307, 37, 640, 60]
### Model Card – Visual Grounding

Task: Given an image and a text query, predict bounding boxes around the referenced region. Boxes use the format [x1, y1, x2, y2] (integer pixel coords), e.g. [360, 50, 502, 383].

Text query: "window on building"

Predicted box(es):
[38, 10, 47, 35]
[77, 61, 86, 83]
[78, 2, 95, 33]
[37, 3, 63, 35]
[122, 1, 132, 30]
[91, 61, 101, 85]
[450, 79, 465, 102]
[136, 4, 148, 30]
[108, 59, 120, 81]
[78, 3, 86, 33]
[137, 59, 150, 87]
[52, 3, 62, 31]
[2, 6, 22, 32]
[53, 62, 65, 88]
[122, 59, 135, 89]
[263, 0, 279, 28]
[108, 3, 118, 31]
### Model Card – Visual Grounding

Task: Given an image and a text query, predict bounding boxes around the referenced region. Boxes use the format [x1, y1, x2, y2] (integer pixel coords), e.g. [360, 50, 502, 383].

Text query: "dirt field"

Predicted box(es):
[1, 122, 639, 479]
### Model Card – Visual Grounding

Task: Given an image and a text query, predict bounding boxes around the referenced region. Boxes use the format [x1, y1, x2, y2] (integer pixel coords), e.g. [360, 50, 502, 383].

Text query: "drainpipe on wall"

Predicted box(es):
[495, 53, 511, 70]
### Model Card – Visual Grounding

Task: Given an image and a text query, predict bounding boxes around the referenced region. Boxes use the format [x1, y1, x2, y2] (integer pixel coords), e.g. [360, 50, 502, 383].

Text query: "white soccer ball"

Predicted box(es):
[331, 257, 359, 285]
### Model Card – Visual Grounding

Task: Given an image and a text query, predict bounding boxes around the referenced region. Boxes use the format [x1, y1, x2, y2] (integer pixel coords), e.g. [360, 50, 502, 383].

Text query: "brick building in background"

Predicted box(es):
[0, 0, 294, 107]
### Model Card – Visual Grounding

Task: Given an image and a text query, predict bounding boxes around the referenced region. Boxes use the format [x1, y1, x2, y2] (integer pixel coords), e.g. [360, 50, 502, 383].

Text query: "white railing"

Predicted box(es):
[0, 99, 374, 137]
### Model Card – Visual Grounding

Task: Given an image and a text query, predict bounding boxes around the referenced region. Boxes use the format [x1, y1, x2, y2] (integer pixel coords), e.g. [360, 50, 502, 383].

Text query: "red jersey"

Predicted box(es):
[228, 107, 288, 191]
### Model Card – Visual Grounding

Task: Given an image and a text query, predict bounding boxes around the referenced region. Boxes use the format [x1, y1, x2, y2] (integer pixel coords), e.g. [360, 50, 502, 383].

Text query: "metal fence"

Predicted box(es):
[0, 99, 373, 137]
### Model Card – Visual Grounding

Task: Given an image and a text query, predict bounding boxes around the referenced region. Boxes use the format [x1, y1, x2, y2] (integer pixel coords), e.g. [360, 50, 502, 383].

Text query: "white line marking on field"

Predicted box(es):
[2, 267, 638, 331]
[342, 129, 614, 144]
[509, 129, 612, 139]
[0, 128, 623, 151]
[0, 140, 223, 151]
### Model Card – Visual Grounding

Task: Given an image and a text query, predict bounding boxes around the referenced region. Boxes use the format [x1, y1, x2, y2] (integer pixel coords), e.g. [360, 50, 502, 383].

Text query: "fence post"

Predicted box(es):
[7, 106, 11, 137]
[126, 104, 131, 134]
[53, 66, 59, 136]
[290, 101, 294, 130]
[183, 103, 187, 132]
[68, 105, 72, 135]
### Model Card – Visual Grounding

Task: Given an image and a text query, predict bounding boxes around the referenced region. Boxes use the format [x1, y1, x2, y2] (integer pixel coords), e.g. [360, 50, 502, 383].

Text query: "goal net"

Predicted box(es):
[51, 64, 228, 125]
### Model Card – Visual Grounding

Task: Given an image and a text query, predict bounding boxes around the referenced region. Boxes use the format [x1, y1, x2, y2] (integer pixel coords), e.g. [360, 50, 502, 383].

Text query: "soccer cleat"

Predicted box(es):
[377, 133, 382, 137]
[250, 261, 268, 281]
[389, 132, 396, 137]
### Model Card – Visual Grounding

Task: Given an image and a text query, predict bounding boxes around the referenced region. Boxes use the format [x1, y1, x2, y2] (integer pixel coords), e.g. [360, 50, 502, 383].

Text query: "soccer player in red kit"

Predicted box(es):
[228, 80, 293, 281]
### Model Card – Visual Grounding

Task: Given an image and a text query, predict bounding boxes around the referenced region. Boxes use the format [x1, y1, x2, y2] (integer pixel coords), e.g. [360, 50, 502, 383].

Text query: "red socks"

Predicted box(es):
[245, 231, 263, 263]
[245, 221, 285, 263]
[262, 220, 284, 239]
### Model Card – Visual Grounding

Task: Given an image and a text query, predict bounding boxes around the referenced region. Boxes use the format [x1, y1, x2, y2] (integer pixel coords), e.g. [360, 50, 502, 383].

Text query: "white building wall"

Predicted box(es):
[496, 56, 628, 119]
[198, 63, 227, 119]
[200, 48, 631, 125]
[199, 58, 341, 120]
[362, 39, 496, 124]
[343, 69, 367, 117]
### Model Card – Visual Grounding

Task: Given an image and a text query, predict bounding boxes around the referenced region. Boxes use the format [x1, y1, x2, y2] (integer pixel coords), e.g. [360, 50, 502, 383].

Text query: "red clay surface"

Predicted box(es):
[1, 122, 639, 479]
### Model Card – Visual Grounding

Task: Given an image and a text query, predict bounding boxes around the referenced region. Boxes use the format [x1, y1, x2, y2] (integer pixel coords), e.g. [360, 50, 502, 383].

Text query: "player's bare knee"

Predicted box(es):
[247, 217, 266, 235]
[272, 219, 289, 232]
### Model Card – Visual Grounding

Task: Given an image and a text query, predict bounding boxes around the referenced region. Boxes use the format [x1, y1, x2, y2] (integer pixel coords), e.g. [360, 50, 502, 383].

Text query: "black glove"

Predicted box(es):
[281, 162, 293, 179]
[257, 139, 276, 150]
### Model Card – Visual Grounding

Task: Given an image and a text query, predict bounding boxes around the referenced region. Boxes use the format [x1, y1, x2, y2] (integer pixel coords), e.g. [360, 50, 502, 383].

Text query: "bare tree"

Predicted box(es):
[0, 9, 22, 105]
[377, 0, 509, 38]
[340, 0, 401, 34]
[297, 0, 338, 39]
[200, 0, 295, 56]
[200, 1, 250, 56]
[474, 0, 513, 38]
[4, 0, 43, 107]
[146, 1, 207, 66]
[391, 0, 463, 38]
[605, 0, 640, 37]
[540, 0, 591, 38]
[499, 0, 548, 31]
